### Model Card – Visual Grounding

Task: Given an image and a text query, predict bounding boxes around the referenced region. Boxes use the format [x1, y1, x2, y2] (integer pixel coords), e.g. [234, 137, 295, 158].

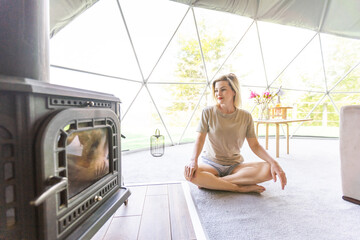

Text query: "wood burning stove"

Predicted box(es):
[0, 1, 130, 239]
[0, 77, 131, 239]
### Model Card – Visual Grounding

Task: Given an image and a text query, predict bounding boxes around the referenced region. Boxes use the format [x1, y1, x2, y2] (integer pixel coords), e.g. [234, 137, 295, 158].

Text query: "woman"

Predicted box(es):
[184, 73, 287, 193]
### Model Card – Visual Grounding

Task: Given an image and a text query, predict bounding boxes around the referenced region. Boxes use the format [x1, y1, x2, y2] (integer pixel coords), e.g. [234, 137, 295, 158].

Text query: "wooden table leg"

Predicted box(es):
[276, 123, 279, 158]
[265, 123, 269, 150]
[286, 123, 289, 154]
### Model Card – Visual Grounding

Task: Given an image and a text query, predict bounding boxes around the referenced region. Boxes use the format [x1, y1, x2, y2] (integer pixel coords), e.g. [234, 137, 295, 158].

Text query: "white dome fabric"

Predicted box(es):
[171, 0, 360, 39]
[51, 0, 360, 39]
[50, 0, 99, 37]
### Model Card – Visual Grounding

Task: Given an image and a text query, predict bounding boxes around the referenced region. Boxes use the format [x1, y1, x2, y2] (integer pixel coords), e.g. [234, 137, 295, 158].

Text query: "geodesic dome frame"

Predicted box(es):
[49, 0, 360, 150]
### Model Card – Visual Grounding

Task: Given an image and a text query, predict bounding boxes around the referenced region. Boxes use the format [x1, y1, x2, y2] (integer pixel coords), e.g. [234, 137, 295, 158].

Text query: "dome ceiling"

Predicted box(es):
[50, 0, 360, 39]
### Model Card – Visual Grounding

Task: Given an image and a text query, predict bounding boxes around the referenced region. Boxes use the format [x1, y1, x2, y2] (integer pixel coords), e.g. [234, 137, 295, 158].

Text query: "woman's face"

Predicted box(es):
[214, 80, 235, 105]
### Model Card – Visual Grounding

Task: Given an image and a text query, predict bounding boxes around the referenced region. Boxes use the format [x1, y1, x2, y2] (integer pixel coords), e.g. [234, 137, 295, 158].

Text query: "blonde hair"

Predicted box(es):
[212, 73, 242, 108]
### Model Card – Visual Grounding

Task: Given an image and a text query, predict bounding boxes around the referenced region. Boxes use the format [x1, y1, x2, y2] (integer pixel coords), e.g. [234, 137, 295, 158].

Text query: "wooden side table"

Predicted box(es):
[254, 119, 313, 158]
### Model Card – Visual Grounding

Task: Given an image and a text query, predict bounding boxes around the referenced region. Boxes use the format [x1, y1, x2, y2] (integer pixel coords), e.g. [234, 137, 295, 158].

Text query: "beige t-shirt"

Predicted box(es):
[197, 105, 256, 165]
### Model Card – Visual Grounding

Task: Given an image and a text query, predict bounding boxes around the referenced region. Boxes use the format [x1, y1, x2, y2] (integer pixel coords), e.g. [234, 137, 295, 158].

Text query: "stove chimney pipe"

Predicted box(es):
[0, 0, 49, 82]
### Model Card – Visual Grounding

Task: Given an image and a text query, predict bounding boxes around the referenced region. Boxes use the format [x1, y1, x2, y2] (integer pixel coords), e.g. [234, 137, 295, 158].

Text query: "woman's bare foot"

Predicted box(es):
[237, 184, 265, 193]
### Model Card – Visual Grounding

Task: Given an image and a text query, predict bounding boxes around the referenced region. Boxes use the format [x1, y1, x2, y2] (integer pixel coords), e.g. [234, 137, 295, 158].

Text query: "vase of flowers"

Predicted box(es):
[259, 101, 270, 120]
[250, 90, 276, 120]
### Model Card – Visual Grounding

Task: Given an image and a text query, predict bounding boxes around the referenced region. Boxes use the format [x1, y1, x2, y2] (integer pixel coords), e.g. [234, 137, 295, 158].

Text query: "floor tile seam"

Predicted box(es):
[135, 185, 148, 240]
[113, 214, 142, 218]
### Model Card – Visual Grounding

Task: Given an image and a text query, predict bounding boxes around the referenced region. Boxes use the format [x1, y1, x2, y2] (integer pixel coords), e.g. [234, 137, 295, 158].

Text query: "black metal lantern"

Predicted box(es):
[150, 129, 165, 157]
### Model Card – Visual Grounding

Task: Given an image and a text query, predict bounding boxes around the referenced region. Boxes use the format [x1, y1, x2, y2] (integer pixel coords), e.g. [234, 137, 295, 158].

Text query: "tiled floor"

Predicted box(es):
[91, 182, 206, 240]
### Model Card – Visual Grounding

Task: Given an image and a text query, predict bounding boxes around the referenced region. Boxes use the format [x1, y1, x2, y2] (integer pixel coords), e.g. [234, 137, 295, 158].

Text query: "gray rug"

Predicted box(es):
[122, 138, 360, 240]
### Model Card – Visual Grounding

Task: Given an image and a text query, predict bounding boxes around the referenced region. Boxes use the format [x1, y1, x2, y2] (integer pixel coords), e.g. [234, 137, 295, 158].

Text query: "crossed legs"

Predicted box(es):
[186, 162, 272, 193]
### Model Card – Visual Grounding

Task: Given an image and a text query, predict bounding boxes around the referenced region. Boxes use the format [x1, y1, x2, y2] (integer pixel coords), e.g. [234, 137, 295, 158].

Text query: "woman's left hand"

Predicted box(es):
[270, 161, 287, 190]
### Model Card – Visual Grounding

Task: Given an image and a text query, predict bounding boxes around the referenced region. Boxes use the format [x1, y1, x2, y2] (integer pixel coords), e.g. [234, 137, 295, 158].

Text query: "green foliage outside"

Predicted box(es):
[165, 22, 229, 129]
[166, 30, 360, 138]
[293, 38, 360, 129]
[123, 32, 360, 150]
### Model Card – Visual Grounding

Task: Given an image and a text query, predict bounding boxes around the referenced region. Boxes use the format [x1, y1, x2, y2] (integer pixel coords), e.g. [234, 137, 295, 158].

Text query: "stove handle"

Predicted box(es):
[30, 176, 68, 206]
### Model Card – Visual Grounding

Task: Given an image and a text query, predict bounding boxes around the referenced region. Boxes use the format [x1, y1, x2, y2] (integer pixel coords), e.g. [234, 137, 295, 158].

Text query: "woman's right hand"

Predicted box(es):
[184, 161, 198, 181]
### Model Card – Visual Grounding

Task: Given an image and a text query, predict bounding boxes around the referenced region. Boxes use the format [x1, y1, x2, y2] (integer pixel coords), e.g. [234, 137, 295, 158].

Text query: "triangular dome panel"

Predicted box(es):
[331, 61, 360, 92]
[147, 9, 207, 83]
[119, 0, 189, 79]
[147, 83, 208, 143]
[179, 86, 212, 143]
[258, 21, 316, 84]
[50, 0, 142, 81]
[291, 94, 338, 137]
[194, 7, 254, 81]
[291, 92, 325, 123]
[213, 23, 267, 88]
[121, 87, 171, 150]
[331, 92, 360, 114]
[271, 36, 326, 92]
[321, 34, 360, 90]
